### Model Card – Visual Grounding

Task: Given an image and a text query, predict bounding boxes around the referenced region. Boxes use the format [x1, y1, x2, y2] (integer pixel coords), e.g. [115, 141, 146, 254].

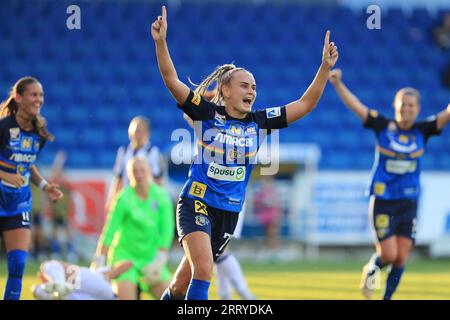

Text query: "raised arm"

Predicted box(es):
[285, 31, 339, 124]
[328, 68, 369, 122]
[151, 5, 190, 105]
[436, 103, 450, 131]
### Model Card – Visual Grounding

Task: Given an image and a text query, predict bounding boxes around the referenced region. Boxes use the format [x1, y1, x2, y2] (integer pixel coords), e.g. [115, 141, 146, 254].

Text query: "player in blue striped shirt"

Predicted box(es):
[0, 77, 63, 299]
[329, 68, 450, 300]
[152, 6, 338, 300]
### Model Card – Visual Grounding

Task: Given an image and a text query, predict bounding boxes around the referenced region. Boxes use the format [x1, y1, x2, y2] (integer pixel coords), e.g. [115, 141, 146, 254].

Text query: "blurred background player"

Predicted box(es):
[32, 259, 133, 300]
[329, 68, 450, 300]
[152, 5, 338, 300]
[46, 151, 77, 262]
[0, 77, 63, 300]
[105, 116, 164, 213]
[253, 175, 281, 256]
[92, 156, 174, 299]
[103, 116, 168, 298]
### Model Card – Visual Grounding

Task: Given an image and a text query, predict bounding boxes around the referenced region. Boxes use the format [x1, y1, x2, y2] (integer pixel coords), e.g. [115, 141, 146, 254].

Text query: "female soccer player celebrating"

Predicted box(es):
[0, 77, 63, 300]
[152, 6, 338, 300]
[329, 68, 450, 300]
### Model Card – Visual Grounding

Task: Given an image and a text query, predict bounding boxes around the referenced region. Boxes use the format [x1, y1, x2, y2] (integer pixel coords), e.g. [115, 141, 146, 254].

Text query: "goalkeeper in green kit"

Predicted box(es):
[92, 156, 174, 299]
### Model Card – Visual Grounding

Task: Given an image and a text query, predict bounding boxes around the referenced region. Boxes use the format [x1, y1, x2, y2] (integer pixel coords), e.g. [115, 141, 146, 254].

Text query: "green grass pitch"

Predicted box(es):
[1, 259, 449, 300]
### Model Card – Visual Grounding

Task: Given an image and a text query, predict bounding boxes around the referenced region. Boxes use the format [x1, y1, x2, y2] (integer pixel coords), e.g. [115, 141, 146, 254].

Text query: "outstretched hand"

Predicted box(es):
[322, 30, 339, 69]
[151, 5, 167, 42]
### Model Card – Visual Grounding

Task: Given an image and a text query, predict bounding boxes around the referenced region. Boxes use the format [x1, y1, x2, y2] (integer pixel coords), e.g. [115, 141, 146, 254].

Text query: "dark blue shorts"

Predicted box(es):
[176, 197, 239, 261]
[369, 196, 417, 242]
[0, 212, 32, 232]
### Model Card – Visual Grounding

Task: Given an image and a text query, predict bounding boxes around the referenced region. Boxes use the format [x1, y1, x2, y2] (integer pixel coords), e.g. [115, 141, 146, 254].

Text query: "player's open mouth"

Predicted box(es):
[243, 98, 252, 106]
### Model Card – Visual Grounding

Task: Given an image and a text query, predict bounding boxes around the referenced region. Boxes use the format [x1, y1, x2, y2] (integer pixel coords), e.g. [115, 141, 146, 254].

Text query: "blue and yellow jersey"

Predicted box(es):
[364, 110, 441, 200]
[0, 115, 45, 216]
[178, 91, 287, 212]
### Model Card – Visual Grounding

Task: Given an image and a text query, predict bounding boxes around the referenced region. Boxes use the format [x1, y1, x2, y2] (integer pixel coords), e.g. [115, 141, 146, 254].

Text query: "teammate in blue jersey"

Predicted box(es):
[152, 6, 338, 300]
[329, 69, 450, 300]
[0, 77, 64, 300]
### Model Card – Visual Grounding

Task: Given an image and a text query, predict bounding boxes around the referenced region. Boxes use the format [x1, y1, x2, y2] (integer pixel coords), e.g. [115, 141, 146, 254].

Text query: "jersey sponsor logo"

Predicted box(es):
[195, 215, 209, 227]
[189, 181, 207, 198]
[17, 166, 30, 187]
[229, 125, 243, 136]
[214, 112, 226, 126]
[9, 128, 20, 141]
[9, 153, 37, 163]
[8, 141, 20, 150]
[207, 163, 246, 181]
[266, 107, 281, 119]
[191, 93, 201, 106]
[388, 139, 418, 153]
[245, 126, 256, 134]
[227, 149, 243, 162]
[21, 137, 32, 150]
[194, 200, 208, 216]
[374, 182, 386, 196]
[385, 159, 417, 174]
[398, 134, 409, 144]
[214, 133, 254, 147]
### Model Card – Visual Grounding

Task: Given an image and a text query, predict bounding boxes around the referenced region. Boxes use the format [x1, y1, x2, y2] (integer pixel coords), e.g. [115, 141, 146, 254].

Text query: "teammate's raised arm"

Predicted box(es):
[436, 103, 450, 131]
[151, 5, 190, 105]
[285, 30, 339, 124]
[328, 68, 369, 122]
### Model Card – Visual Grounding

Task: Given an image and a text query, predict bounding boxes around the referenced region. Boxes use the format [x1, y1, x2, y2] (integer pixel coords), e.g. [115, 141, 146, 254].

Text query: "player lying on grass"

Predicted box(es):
[31, 260, 132, 300]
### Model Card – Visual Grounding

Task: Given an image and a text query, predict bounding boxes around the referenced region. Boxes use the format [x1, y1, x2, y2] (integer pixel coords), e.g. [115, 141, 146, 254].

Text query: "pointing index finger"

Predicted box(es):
[162, 5, 167, 21]
[324, 30, 330, 48]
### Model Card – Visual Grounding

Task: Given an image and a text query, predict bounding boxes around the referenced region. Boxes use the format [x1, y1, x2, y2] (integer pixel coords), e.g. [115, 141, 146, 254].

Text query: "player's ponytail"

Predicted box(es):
[0, 77, 54, 142]
[0, 94, 18, 118]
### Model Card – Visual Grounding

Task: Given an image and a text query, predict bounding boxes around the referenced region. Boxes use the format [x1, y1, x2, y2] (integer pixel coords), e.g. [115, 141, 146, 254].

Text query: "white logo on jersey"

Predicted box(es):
[9, 153, 37, 163]
[214, 133, 254, 147]
[266, 107, 281, 118]
[385, 159, 417, 174]
[9, 128, 20, 140]
[207, 163, 246, 181]
[388, 140, 418, 153]
[214, 112, 226, 126]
